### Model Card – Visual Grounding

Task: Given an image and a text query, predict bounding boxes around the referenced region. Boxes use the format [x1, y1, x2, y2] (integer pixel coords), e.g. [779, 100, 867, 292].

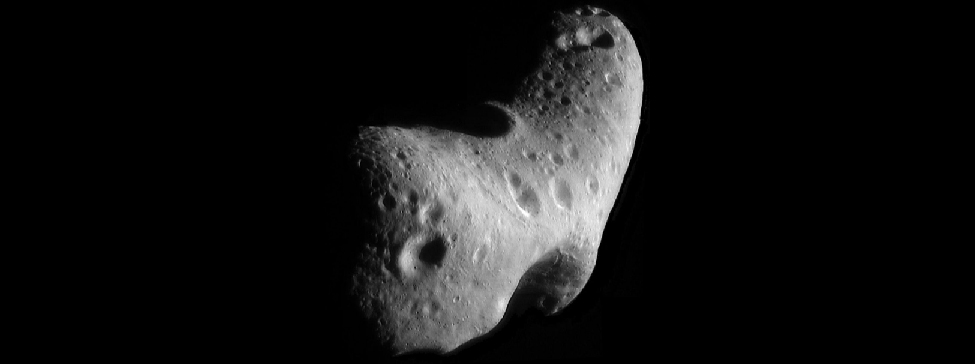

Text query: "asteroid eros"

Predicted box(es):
[344, 6, 642, 356]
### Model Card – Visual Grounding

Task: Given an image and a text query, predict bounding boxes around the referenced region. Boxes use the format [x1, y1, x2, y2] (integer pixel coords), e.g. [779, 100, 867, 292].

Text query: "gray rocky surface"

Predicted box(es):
[343, 6, 644, 356]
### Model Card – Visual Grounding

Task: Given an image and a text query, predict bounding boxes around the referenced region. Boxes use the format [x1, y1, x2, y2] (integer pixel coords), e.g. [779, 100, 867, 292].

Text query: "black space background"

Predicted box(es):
[102, 0, 888, 362]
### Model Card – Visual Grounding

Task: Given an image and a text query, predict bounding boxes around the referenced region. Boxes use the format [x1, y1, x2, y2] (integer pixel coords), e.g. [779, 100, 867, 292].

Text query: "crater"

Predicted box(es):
[418, 236, 447, 267]
[381, 194, 398, 210]
[550, 153, 564, 166]
[514, 185, 541, 217]
[407, 190, 420, 214]
[472, 245, 487, 265]
[455, 103, 514, 138]
[506, 171, 523, 190]
[551, 179, 573, 210]
[420, 200, 445, 225]
[592, 32, 615, 49]
[587, 176, 600, 195]
[570, 27, 615, 50]
[605, 73, 623, 87]
[565, 144, 580, 161]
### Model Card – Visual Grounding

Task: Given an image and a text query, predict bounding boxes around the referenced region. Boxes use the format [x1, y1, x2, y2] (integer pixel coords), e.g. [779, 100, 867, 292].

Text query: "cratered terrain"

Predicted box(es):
[343, 5, 643, 357]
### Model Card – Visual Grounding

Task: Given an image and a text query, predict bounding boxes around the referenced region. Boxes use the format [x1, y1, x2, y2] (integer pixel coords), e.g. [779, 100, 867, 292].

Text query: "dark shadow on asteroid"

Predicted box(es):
[364, 102, 513, 139]
[332, 156, 398, 361]
[592, 32, 616, 48]
[356, 4, 557, 139]
[437, 266, 575, 361]
[418, 236, 447, 267]
[392, 349, 448, 363]
[508, 246, 589, 315]
[399, 252, 571, 360]
[429, 247, 587, 360]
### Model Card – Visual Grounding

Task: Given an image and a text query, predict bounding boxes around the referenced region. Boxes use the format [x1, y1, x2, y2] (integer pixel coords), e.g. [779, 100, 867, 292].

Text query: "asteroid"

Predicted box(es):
[343, 5, 642, 356]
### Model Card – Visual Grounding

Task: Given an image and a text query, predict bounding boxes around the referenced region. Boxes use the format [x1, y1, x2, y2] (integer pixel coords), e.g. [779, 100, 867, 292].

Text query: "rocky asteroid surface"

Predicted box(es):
[343, 6, 643, 356]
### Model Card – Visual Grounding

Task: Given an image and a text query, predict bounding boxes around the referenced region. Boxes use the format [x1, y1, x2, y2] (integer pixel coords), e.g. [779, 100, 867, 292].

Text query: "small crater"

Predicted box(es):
[543, 90, 556, 99]
[423, 201, 445, 224]
[407, 190, 420, 215]
[541, 71, 554, 81]
[526, 152, 539, 162]
[507, 171, 523, 189]
[408, 190, 420, 206]
[551, 179, 573, 210]
[553, 81, 564, 89]
[418, 236, 448, 266]
[540, 104, 550, 111]
[514, 186, 541, 216]
[565, 144, 579, 160]
[472, 245, 487, 265]
[381, 194, 397, 210]
[606, 73, 623, 87]
[539, 296, 558, 312]
[560, 96, 572, 106]
[562, 61, 574, 70]
[550, 153, 564, 166]
[396, 151, 408, 160]
[587, 176, 600, 195]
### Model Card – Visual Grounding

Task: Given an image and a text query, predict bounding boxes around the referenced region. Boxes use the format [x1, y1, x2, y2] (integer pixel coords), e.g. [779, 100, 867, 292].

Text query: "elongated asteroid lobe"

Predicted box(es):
[345, 5, 642, 356]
